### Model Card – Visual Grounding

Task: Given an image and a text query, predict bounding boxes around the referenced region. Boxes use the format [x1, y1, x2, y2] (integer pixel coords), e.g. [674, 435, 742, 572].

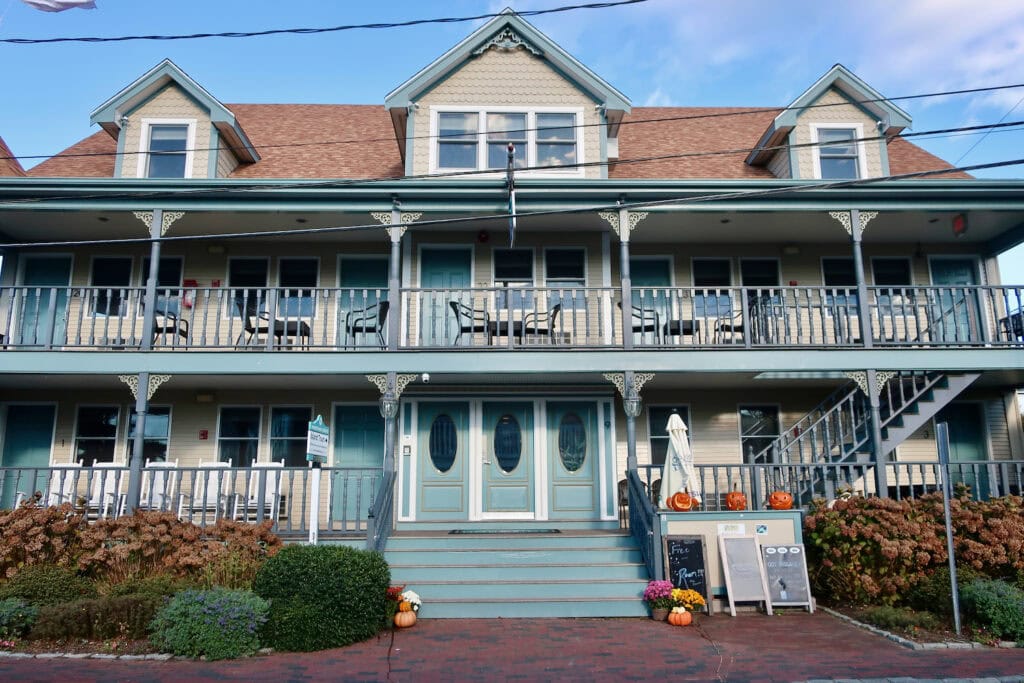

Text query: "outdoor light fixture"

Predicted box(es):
[379, 392, 399, 420]
[952, 213, 968, 238]
[623, 387, 643, 418]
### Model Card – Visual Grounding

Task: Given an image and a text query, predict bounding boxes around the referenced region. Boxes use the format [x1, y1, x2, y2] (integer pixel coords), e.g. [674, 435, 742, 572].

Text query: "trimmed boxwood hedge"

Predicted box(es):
[253, 545, 389, 652]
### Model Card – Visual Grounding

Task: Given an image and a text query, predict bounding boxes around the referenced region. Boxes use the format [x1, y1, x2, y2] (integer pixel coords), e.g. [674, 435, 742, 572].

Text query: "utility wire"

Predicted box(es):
[4, 81, 1024, 165]
[954, 94, 1024, 166]
[1, 118, 1020, 209]
[0, 0, 649, 44]
[1, 156, 1021, 250]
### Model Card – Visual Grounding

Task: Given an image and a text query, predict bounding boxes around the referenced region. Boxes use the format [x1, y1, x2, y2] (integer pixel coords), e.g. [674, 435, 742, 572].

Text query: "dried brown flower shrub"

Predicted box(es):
[0, 502, 86, 579]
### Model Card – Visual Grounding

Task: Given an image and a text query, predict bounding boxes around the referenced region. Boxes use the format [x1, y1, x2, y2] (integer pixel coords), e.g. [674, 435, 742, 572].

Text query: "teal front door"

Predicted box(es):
[481, 402, 535, 517]
[331, 405, 384, 524]
[1, 405, 55, 508]
[419, 248, 471, 346]
[417, 402, 469, 520]
[936, 403, 989, 499]
[18, 256, 71, 347]
[930, 258, 979, 343]
[547, 401, 599, 520]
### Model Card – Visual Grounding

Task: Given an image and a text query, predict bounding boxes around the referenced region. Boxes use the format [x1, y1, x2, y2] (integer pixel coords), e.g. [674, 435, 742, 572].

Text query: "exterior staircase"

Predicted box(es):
[878, 372, 980, 456]
[384, 528, 649, 618]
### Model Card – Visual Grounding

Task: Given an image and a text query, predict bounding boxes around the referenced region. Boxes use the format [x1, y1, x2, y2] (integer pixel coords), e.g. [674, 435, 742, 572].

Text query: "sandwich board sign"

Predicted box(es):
[761, 544, 814, 612]
[306, 415, 329, 464]
[718, 534, 773, 617]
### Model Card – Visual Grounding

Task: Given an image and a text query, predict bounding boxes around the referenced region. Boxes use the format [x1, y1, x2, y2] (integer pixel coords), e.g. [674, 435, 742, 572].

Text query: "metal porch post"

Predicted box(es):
[866, 369, 889, 497]
[619, 206, 634, 351]
[383, 371, 398, 474]
[849, 209, 874, 350]
[388, 203, 402, 351]
[624, 370, 638, 472]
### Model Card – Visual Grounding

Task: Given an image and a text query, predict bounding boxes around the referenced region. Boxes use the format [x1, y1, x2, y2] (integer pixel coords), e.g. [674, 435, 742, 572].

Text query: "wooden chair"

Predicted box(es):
[449, 300, 490, 345]
[342, 301, 389, 349]
[85, 462, 126, 519]
[178, 461, 231, 523]
[233, 461, 285, 522]
[134, 460, 181, 513]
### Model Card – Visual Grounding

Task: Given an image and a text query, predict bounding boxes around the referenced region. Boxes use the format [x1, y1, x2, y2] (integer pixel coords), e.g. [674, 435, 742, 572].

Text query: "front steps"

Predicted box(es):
[384, 529, 649, 618]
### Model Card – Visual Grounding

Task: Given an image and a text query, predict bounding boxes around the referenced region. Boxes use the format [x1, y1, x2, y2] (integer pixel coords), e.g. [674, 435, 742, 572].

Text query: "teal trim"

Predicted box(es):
[787, 130, 799, 179]
[90, 59, 258, 163]
[404, 109, 415, 177]
[113, 124, 126, 178]
[599, 119, 608, 180]
[878, 134, 890, 177]
[384, 11, 630, 114]
[985, 220, 1024, 257]
[207, 127, 220, 179]
[660, 509, 804, 543]
[774, 65, 911, 131]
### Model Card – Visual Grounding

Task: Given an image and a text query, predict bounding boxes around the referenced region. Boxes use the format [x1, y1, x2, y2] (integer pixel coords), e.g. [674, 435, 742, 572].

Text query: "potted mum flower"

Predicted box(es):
[642, 579, 674, 621]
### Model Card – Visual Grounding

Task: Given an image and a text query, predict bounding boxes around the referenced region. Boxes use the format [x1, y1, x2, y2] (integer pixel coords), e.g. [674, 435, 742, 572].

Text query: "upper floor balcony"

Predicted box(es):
[1, 283, 1021, 352]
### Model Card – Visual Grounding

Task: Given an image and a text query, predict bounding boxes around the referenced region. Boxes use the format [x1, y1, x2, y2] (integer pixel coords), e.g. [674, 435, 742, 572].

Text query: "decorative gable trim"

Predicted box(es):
[470, 26, 543, 57]
[90, 59, 259, 164]
[746, 64, 911, 168]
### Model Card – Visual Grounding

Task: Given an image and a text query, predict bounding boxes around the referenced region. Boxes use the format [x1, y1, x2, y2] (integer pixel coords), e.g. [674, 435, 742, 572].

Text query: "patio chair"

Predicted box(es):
[233, 460, 285, 522]
[85, 462, 126, 519]
[618, 301, 661, 344]
[520, 303, 562, 344]
[234, 294, 310, 349]
[144, 295, 189, 346]
[120, 459, 180, 514]
[178, 461, 232, 523]
[999, 309, 1023, 342]
[449, 300, 490, 345]
[342, 301, 389, 349]
[11, 463, 79, 508]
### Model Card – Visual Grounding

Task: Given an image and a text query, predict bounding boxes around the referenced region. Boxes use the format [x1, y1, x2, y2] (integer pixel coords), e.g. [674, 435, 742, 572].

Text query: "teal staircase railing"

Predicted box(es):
[366, 470, 396, 552]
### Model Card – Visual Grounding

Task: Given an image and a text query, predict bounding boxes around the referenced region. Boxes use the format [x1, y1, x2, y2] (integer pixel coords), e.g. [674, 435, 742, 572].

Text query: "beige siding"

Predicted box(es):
[792, 89, 884, 180]
[766, 150, 791, 179]
[215, 141, 240, 178]
[119, 85, 211, 179]
[411, 47, 601, 178]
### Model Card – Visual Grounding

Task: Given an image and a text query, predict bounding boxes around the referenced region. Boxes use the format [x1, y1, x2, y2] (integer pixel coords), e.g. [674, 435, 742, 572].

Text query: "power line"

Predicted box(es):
[1, 156, 1021, 251]
[0, 0, 649, 44]
[954, 94, 1024, 166]
[5, 81, 1024, 165]
[1, 118, 1020, 209]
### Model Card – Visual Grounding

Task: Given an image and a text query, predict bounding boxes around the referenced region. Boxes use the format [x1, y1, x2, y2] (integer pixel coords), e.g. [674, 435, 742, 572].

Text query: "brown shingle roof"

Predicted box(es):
[0, 136, 26, 177]
[25, 103, 967, 182]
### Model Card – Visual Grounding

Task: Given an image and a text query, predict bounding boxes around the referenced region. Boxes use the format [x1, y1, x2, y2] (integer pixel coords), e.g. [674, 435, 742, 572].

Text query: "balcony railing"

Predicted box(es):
[0, 284, 1020, 351]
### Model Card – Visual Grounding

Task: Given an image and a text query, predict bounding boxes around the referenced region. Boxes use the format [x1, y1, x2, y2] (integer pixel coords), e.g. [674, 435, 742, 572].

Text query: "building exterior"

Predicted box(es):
[1, 10, 1022, 615]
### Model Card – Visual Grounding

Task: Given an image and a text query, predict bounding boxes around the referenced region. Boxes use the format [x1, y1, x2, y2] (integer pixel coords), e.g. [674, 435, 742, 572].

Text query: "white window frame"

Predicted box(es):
[269, 405, 314, 467]
[277, 256, 320, 317]
[647, 404, 692, 467]
[226, 257, 270, 317]
[216, 405, 263, 467]
[737, 403, 782, 464]
[89, 255, 133, 317]
[136, 118, 197, 179]
[810, 123, 868, 180]
[428, 106, 585, 178]
[125, 404, 172, 464]
[73, 404, 121, 466]
[492, 246, 536, 311]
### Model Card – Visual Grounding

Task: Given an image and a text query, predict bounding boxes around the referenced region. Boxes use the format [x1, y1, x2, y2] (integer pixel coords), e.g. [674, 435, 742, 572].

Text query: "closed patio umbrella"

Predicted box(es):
[659, 413, 702, 510]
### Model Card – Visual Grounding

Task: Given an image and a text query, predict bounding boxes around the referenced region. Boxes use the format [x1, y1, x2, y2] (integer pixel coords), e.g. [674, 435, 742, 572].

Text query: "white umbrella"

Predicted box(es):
[659, 413, 702, 510]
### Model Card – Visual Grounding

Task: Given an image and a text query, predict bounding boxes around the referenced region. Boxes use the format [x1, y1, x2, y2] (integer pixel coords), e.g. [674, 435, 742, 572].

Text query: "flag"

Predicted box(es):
[22, 0, 97, 11]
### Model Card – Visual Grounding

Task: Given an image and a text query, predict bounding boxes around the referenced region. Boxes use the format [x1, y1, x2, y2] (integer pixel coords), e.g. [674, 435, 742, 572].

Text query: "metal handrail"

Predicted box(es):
[366, 470, 396, 553]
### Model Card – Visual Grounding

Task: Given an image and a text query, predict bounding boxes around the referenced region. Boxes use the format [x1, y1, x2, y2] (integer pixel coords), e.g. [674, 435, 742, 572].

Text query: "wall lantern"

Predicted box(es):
[379, 392, 400, 420]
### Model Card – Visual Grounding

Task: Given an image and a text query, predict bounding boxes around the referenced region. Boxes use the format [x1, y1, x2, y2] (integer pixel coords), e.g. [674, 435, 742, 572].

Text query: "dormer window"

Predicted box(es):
[811, 124, 866, 180]
[138, 119, 195, 178]
[432, 107, 582, 176]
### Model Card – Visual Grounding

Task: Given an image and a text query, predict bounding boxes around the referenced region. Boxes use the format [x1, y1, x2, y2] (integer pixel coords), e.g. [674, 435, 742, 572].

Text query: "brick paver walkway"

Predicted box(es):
[2, 612, 1024, 681]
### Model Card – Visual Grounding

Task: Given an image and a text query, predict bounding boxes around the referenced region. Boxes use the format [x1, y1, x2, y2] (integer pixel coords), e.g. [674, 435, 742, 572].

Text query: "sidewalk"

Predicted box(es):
[2, 612, 1023, 682]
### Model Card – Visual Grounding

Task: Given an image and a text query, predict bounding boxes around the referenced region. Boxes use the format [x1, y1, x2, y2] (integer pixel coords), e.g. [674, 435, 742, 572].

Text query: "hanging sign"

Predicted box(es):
[306, 415, 329, 464]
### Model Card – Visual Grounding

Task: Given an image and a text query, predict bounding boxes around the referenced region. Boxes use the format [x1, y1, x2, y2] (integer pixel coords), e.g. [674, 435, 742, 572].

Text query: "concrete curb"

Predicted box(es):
[821, 606, 987, 651]
[0, 651, 174, 661]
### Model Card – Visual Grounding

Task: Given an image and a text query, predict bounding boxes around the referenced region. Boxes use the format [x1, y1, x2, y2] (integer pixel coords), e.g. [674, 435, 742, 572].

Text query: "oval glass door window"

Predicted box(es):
[493, 414, 522, 473]
[428, 414, 457, 473]
[558, 413, 586, 472]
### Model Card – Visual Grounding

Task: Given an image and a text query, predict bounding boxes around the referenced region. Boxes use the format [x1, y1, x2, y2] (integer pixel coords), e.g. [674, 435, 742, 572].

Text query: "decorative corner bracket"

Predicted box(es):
[371, 211, 422, 240]
[843, 370, 896, 396]
[598, 210, 649, 240]
[133, 211, 185, 236]
[603, 371, 655, 397]
[118, 373, 171, 401]
[366, 373, 419, 398]
[471, 27, 542, 57]
[829, 210, 878, 239]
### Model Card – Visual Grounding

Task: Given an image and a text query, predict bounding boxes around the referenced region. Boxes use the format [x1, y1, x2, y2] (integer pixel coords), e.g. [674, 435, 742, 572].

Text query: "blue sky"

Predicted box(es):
[0, 0, 1022, 279]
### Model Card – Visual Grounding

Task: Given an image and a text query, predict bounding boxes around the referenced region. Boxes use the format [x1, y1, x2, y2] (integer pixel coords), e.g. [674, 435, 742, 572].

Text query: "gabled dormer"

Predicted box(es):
[90, 59, 258, 179]
[747, 64, 911, 180]
[384, 9, 630, 179]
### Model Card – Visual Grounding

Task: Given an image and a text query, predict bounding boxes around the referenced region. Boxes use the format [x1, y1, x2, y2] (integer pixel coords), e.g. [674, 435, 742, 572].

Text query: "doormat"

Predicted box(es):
[449, 529, 561, 534]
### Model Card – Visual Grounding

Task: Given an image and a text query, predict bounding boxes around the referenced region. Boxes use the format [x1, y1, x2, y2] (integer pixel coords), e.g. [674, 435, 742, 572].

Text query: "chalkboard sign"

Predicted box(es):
[718, 534, 773, 617]
[761, 544, 814, 612]
[662, 535, 710, 614]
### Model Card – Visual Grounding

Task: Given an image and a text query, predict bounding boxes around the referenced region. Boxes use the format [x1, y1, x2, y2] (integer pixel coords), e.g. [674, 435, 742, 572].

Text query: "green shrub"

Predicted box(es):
[149, 588, 268, 660]
[0, 598, 38, 638]
[254, 545, 389, 652]
[0, 564, 96, 606]
[859, 605, 941, 631]
[201, 549, 264, 590]
[960, 579, 1024, 641]
[906, 565, 981, 615]
[30, 595, 163, 640]
[104, 573, 195, 599]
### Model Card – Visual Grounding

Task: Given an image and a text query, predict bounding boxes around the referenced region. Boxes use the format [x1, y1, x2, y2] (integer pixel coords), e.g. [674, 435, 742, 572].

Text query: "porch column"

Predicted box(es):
[599, 205, 649, 350]
[373, 204, 420, 351]
[845, 370, 895, 499]
[605, 371, 654, 471]
[830, 209, 877, 348]
[368, 373, 418, 473]
[118, 373, 171, 513]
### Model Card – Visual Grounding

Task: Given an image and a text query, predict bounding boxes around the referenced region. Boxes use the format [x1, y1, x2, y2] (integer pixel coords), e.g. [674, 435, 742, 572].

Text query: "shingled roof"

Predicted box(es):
[27, 104, 968, 181]
[0, 136, 26, 177]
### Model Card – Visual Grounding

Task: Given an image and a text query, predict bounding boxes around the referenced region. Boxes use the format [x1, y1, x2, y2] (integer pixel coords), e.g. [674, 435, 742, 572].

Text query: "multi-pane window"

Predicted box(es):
[76, 406, 119, 466]
[739, 405, 780, 464]
[536, 113, 577, 167]
[438, 113, 478, 169]
[128, 406, 171, 464]
[278, 258, 318, 317]
[90, 257, 132, 316]
[693, 258, 732, 318]
[228, 258, 269, 318]
[648, 406, 691, 467]
[545, 248, 585, 309]
[494, 248, 534, 309]
[146, 124, 189, 178]
[486, 113, 527, 169]
[435, 110, 578, 172]
[218, 407, 260, 467]
[141, 257, 183, 291]
[822, 257, 857, 309]
[816, 128, 860, 180]
[873, 257, 914, 313]
[271, 406, 313, 467]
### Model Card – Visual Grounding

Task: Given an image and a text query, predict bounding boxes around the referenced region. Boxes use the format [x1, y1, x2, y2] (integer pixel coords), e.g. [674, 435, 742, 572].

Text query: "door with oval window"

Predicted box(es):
[416, 402, 469, 520]
[547, 401, 599, 519]
[481, 402, 534, 517]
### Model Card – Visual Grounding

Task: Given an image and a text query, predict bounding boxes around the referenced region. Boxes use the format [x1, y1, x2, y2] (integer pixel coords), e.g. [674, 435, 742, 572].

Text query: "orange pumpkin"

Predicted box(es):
[768, 490, 793, 510]
[668, 610, 693, 626]
[394, 611, 417, 628]
[398, 601, 413, 613]
[725, 486, 747, 511]
[669, 489, 698, 512]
